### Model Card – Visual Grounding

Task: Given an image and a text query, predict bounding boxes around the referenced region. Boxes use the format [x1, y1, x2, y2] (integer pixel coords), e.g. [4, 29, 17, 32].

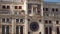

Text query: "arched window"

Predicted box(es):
[57, 27, 59, 34]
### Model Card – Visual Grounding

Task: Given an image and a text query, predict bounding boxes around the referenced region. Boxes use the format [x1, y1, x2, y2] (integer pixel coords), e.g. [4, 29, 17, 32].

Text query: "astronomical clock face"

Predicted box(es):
[30, 22, 39, 32]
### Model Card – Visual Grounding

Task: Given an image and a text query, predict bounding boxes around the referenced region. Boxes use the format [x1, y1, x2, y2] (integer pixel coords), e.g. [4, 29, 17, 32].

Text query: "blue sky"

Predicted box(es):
[44, 0, 60, 2]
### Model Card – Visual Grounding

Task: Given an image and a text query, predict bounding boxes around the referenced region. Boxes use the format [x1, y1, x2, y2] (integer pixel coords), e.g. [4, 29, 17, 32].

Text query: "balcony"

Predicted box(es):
[12, 10, 25, 16]
[1, 20, 12, 25]
[0, 9, 11, 15]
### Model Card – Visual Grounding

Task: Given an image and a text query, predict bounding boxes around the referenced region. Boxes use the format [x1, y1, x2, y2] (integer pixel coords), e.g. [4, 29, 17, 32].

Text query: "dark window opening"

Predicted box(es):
[45, 20, 48, 24]
[7, 6, 10, 9]
[6, 26, 9, 34]
[15, 6, 18, 9]
[56, 21, 59, 24]
[28, 32, 30, 34]
[37, 10, 40, 14]
[16, 19, 19, 22]
[6, 18, 9, 22]
[2, 25, 5, 34]
[2, 18, 5, 22]
[38, 10, 40, 12]
[39, 32, 41, 34]
[28, 4, 31, 9]
[45, 27, 48, 34]
[28, 19, 30, 21]
[39, 20, 41, 22]
[43, 8, 45, 11]
[16, 26, 19, 34]
[56, 8, 58, 12]
[57, 27, 59, 34]
[52, 8, 54, 12]
[2, 5, 6, 9]
[20, 26, 23, 34]
[49, 20, 52, 24]
[49, 27, 52, 34]
[20, 19, 23, 23]
[19, 6, 22, 9]
[46, 8, 48, 11]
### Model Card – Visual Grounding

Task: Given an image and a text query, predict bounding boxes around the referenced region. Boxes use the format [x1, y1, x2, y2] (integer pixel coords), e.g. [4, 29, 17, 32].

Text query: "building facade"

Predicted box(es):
[43, 2, 60, 34]
[0, 0, 60, 34]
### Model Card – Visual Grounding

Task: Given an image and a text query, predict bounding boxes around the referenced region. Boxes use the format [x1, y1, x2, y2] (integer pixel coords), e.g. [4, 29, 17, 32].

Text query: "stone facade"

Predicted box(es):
[0, 0, 60, 34]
